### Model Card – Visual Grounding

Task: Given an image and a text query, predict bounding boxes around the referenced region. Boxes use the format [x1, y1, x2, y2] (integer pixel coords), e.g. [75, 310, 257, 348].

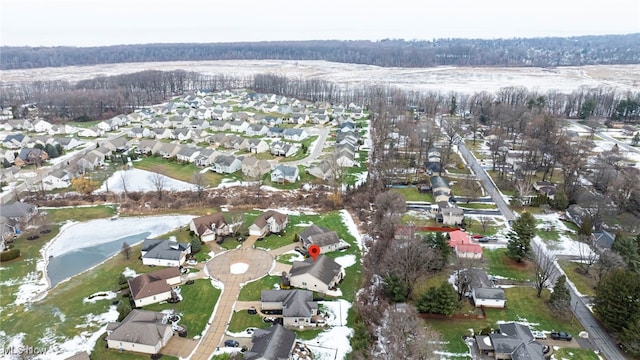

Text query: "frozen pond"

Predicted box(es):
[45, 215, 194, 288]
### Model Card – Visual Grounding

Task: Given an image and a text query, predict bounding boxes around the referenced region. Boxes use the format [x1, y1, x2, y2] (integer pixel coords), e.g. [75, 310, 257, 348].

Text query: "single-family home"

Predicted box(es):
[14, 148, 48, 167]
[140, 239, 191, 267]
[77, 126, 104, 138]
[211, 154, 242, 174]
[448, 230, 482, 259]
[591, 229, 615, 251]
[246, 138, 269, 153]
[151, 128, 172, 139]
[260, 289, 320, 327]
[249, 210, 288, 238]
[334, 148, 356, 167]
[32, 119, 53, 133]
[189, 213, 231, 242]
[105, 310, 173, 355]
[242, 156, 272, 179]
[0, 201, 38, 223]
[436, 202, 464, 226]
[475, 322, 545, 360]
[298, 225, 345, 253]
[288, 255, 344, 295]
[3, 134, 28, 149]
[40, 169, 71, 191]
[270, 142, 299, 157]
[229, 120, 250, 133]
[136, 140, 162, 155]
[307, 160, 335, 180]
[246, 124, 269, 136]
[282, 128, 308, 141]
[176, 146, 201, 163]
[209, 120, 230, 132]
[157, 143, 182, 159]
[194, 148, 220, 167]
[289, 113, 308, 125]
[270, 165, 299, 183]
[127, 127, 152, 139]
[244, 324, 297, 360]
[128, 267, 182, 307]
[565, 204, 589, 227]
[54, 137, 84, 150]
[268, 127, 285, 138]
[171, 128, 194, 141]
[430, 176, 451, 195]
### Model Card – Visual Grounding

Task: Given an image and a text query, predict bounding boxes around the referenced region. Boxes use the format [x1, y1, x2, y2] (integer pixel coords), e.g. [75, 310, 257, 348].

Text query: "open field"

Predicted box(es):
[2, 61, 639, 95]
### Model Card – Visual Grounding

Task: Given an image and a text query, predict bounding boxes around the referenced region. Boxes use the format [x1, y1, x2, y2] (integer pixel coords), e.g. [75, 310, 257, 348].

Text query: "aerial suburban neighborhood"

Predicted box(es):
[1, 36, 640, 360]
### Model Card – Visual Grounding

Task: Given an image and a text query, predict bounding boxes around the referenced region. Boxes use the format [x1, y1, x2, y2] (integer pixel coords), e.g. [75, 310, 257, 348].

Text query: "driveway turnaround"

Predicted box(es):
[189, 240, 274, 359]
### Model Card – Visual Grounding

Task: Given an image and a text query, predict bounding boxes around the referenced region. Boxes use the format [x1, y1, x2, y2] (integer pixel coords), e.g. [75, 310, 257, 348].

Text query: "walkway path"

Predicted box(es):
[189, 236, 274, 359]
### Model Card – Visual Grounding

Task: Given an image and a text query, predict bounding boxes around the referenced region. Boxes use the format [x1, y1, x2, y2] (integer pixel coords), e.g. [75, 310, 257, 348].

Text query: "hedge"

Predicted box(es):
[0, 248, 21, 262]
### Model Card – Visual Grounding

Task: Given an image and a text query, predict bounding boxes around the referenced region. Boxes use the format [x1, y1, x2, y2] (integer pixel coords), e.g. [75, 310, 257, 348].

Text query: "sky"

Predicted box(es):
[1, 0, 639, 47]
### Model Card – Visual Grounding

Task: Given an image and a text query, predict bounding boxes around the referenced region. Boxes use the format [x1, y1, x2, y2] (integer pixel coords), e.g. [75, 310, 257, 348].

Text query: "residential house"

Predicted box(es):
[105, 310, 173, 355]
[149, 118, 173, 129]
[176, 146, 201, 163]
[307, 160, 335, 180]
[246, 124, 269, 136]
[209, 120, 230, 132]
[242, 156, 272, 179]
[448, 230, 482, 259]
[289, 113, 308, 125]
[157, 143, 182, 159]
[40, 169, 71, 191]
[565, 204, 589, 227]
[54, 137, 84, 150]
[189, 213, 231, 242]
[591, 229, 615, 251]
[262, 116, 283, 127]
[211, 154, 242, 174]
[0, 202, 38, 223]
[430, 176, 451, 199]
[77, 126, 104, 137]
[472, 288, 506, 309]
[14, 148, 48, 167]
[100, 136, 128, 153]
[128, 267, 181, 307]
[475, 322, 545, 360]
[260, 290, 319, 327]
[282, 128, 308, 141]
[229, 120, 250, 133]
[76, 152, 103, 171]
[1, 216, 18, 250]
[136, 140, 162, 155]
[32, 119, 53, 133]
[244, 324, 297, 360]
[171, 128, 194, 141]
[3, 134, 28, 149]
[288, 255, 344, 295]
[436, 202, 464, 226]
[194, 148, 220, 167]
[268, 127, 285, 138]
[334, 147, 356, 167]
[298, 225, 345, 253]
[152, 128, 173, 139]
[140, 239, 191, 267]
[127, 127, 152, 139]
[249, 210, 288, 238]
[270, 165, 299, 183]
[246, 138, 269, 153]
[270, 142, 299, 157]
[48, 123, 78, 136]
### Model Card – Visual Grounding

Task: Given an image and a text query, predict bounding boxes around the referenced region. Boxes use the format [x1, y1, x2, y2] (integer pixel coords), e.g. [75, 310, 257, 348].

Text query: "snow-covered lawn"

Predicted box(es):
[96, 168, 196, 193]
[533, 213, 595, 257]
[304, 300, 353, 360]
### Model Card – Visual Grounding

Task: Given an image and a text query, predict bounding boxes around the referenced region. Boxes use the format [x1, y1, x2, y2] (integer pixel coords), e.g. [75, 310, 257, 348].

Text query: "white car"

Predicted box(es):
[531, 330, 547, 339]
[186, 259, 197, 266]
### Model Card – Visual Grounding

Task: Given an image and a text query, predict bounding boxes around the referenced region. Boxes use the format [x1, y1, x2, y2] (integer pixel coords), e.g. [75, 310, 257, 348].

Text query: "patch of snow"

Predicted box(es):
[295, 222, 314, 227]
[96, 168, 196, 193]
[122, 267, 137, 278]
[339, 209, 362, 251]
[334, 254, 356, 269]
[304, 299, 352, 360]
[82, 291, 117, 304]
[496, 318, 539, 328]
[230, 262, 249, 274]
[324, 288, 343, 297]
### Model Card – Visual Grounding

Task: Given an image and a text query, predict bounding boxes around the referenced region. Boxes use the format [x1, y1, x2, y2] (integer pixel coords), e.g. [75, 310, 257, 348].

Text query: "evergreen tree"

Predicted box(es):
[416, 282, 458, 316]
[619, 316, 640, 357]
[549, 189, 568, 210]
[549, 275, 571, 313]
[611, 234, 640, 272]
[44, 143, 59, 158]
[423, 232, 452, 271]
[506, 212, 536, 262]
[593, 269, 640, 332]
[384, 272, 408, 303]
[577, 216, 593, 237]
[190, 236, 202, 254]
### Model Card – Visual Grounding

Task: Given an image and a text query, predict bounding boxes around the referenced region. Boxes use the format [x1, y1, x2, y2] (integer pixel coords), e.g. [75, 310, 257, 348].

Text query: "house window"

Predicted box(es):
[302, 282, 307, 286]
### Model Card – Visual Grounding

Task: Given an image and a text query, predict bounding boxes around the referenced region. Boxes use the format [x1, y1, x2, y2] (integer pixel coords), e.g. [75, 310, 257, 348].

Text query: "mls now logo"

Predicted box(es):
[2, 346, 49, 356]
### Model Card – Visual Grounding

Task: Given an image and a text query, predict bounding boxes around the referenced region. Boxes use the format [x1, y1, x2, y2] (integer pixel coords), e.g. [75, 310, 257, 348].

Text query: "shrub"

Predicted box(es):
[0, 248, 21, 262]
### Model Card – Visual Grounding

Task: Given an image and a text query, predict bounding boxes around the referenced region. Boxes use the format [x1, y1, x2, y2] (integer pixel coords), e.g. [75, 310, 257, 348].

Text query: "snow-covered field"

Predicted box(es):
[96, 168, 196, 193]
[304, 299, 353, 360]
[2, 60, 639, 95]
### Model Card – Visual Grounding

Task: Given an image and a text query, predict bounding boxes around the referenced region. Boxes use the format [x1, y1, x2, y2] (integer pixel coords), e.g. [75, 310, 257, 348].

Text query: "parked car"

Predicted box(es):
[185, 279, 195, 285]
[247, 306, 257, 315]
[550, 331, 572, 341]
[224, 339, 239, 347]
[186, 259, 197, 266]
[294, 246, 308, 256]
[531, 330, 547, 339]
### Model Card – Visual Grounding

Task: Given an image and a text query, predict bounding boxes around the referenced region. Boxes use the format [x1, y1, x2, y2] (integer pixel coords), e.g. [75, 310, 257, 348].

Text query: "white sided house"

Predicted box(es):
[472, 288, 506, 309]
[105, 310, 173, 355]
[260, 289, 320, 327]
[128, 267, 181, 307]
[249, 210, 289, 238]
[298, 224, 345, 254]
[140, 239, 190, 267]
[288, 255, 344, 295]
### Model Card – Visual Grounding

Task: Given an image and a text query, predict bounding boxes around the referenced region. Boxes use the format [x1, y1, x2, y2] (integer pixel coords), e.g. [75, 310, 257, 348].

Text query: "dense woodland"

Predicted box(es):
[1, 34, 639, 70]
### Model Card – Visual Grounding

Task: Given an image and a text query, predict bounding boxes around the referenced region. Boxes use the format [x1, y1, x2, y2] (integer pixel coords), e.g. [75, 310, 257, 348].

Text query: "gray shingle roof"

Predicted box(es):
[474, 288, 506, 300]
[488, 323, 544, 360]
[260, 289, 317, 317]
[0, 202, 36, 218]
[289, 255, 342, 286]
[244, 324, 296, 360]
[105, 310, 170, 346]
[141, 239, 189, 261]
[299, 225, 340, 248]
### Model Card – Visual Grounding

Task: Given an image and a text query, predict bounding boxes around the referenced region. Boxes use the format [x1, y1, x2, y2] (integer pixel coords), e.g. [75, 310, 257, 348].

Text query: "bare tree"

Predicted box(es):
[149, 171, 166, 200]
[576, 236, 598, 275]
[121, 241, 131, 260]
[376, 303, 443, 360]
[479, 216, 493, 232]
[192, 171, 206, 201]
[119, 169, 129, 199]
[532, 244, 557, 297]
[383, 236, 440, 300]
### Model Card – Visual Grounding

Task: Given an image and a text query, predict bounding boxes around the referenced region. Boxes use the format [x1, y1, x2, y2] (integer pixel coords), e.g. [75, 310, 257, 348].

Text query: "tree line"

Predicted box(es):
[1, 34, 639, 70]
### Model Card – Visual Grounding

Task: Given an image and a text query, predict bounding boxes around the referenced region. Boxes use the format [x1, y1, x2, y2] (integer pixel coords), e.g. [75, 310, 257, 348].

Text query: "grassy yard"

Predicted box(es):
[483, 248, 534, 281]
[46, 205, 116, 223]
[133, 156, 222, 187]
[145, 279, 221, 337]
[237, 276, 281, 301]
[458, 203, 498, 210]
[92, 336, 179, 360]
[553, 348, 601, 360]
[228, 310, 270, 333]
[389, 187, 435, 202]
[558, 261, 598, 297]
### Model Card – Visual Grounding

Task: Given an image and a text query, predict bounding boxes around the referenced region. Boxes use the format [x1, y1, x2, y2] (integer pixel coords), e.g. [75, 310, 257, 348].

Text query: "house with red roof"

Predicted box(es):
[448, 230, 482, 259]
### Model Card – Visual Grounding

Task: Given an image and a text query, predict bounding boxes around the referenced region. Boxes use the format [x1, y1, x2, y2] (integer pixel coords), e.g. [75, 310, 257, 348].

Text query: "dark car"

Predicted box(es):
[550, 331, 572, 341]
[185, 279, 195, 285]
[294, 246, 308, 256]
[224, 339, 239, 347]
[247, 306, 257, 315]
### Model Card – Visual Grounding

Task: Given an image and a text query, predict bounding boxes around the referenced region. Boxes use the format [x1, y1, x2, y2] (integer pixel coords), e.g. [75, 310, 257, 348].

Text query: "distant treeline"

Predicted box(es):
[2, 34, 639, 70]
